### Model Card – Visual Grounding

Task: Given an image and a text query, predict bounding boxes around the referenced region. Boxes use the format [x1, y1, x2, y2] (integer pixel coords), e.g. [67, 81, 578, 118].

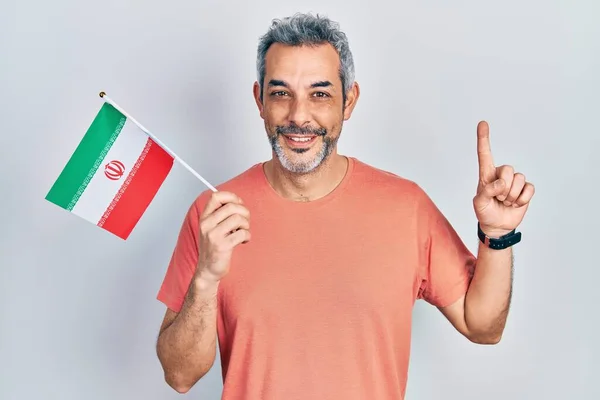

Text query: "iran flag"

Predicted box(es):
[46, 101, 174, 239]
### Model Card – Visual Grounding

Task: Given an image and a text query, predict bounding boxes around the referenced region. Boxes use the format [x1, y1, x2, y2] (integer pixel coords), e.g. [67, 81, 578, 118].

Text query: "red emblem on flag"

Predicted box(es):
[104, 160, 126, 180]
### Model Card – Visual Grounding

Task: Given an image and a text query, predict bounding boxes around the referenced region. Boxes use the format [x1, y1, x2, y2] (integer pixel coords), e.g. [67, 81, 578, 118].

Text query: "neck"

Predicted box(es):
[264, 154, 348, 202]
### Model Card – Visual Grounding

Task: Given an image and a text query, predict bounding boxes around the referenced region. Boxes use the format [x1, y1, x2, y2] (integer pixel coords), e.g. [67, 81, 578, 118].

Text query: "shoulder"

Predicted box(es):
[349, 157, 429, 205]
[349, 158, 450, 233]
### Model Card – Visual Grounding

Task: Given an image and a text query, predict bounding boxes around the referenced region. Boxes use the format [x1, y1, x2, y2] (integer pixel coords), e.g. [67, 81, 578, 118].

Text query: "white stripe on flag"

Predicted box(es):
[71, 119, 149, 224]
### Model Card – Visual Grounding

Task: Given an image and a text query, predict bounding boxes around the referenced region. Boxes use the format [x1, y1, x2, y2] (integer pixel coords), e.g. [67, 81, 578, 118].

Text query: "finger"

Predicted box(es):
[207, 203, 250, 225]
[213, 213, 250, 238]
[201, 203, 250, 233]
[513, 182, 535, 207]
[477, 121, 496, 180]
[226, 228, 252, 247]
[503, 173, 525, 205]
[495, 165, 514, 202]
[474, 178, 506, 209]
[201, 191, 243, 218]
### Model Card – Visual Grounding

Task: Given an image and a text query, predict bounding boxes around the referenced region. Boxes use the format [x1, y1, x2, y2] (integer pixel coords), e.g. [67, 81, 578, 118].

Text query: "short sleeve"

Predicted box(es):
[415, 186, 477, 308]
[156, 192, 209, 312]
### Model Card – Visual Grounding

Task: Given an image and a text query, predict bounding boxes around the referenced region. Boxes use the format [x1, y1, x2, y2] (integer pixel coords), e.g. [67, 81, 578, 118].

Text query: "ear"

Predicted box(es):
[343, 82, 360, 121]
[253, 81, 265, 119]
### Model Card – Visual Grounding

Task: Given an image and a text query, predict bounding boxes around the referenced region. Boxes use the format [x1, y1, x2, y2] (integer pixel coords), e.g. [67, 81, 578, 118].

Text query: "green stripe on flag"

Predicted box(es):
[46, 102, 126, 210]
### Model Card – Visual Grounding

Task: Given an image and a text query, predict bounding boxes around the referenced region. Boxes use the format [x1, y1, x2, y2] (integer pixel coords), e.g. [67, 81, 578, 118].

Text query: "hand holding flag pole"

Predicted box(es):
[99, 91, 217, 192]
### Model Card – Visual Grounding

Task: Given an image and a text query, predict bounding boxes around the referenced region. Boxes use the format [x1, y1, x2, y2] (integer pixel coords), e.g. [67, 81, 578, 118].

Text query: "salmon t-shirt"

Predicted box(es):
[157, 156, 476, 399]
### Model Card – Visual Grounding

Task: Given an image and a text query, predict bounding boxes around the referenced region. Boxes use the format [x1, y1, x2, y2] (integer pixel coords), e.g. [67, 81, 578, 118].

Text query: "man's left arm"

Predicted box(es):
[439, 242, 513, 344]
[438, 121, 535, 344]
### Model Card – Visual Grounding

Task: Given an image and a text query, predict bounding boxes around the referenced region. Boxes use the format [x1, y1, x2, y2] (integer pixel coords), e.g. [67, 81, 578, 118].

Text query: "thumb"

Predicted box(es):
[474, 179, 506, 207]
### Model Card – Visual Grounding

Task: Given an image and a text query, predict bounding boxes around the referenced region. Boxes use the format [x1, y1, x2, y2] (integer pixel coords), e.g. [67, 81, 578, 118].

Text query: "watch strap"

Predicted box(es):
[477, 223, 521, 249]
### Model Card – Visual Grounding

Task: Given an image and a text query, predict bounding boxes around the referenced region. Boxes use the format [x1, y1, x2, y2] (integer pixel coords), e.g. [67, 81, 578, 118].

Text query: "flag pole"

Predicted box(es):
[99, 91, 217, 193]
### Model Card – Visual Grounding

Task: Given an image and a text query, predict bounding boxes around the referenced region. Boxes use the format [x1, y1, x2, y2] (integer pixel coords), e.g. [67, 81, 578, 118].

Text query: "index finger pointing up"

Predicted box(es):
[477, 120, 496, 180]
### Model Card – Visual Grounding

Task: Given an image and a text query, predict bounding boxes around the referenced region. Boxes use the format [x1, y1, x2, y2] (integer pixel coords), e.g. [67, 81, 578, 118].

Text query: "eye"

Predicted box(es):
[270, 91, 288, 97]
[312, 91, 330, 98]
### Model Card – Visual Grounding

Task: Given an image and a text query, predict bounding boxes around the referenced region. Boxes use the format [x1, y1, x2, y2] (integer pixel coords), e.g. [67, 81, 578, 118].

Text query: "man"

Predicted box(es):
[155, 12, 535, 399]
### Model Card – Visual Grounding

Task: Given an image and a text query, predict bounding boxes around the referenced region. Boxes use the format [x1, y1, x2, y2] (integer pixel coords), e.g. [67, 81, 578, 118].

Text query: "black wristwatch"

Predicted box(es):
[477, 223, 521, 250]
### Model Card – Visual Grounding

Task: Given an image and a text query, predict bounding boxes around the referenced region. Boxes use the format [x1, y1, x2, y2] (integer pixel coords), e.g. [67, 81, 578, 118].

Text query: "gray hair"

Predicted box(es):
[256, 13, 355, 102]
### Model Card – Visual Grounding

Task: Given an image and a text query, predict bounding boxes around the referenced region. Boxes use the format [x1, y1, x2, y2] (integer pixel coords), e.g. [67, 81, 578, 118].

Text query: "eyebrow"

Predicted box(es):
[267, 79, 333, 89]
[310, 80, 333, 88]
[268, 79, 288, 88]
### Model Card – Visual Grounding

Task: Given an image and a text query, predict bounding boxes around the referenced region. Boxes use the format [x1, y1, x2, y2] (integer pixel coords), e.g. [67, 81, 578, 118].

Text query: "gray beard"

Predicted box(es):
[268, 134, 338, 174]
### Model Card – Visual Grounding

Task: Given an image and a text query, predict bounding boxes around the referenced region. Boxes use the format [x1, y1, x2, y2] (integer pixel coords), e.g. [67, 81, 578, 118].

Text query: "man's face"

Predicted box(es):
[254, 42, 358, 174]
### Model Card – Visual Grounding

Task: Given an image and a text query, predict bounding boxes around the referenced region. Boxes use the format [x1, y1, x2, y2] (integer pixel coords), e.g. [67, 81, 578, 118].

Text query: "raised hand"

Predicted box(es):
[472, 121, 535, 238]
[196, 191, 251, 283]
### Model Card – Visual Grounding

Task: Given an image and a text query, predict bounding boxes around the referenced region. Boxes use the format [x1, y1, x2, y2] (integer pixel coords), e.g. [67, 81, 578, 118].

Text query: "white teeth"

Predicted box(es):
[290, 137, 312, 142]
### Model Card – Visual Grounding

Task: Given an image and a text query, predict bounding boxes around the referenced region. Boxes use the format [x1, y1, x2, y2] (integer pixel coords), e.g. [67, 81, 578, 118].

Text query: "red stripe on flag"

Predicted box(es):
[99, 138, 174, 239]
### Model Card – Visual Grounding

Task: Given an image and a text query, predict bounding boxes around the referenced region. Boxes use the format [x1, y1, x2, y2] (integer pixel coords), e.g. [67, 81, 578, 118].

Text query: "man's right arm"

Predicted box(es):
[156, 273, 219, 394]
[155, 190, 251, 394]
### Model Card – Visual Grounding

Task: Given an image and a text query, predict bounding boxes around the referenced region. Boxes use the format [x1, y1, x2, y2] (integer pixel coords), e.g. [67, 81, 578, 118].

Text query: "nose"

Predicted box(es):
[287, 97, 311, 127]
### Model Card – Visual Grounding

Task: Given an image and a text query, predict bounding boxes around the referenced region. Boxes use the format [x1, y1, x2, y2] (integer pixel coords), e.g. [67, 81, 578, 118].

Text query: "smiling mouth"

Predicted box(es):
[283, 134, 318, 148]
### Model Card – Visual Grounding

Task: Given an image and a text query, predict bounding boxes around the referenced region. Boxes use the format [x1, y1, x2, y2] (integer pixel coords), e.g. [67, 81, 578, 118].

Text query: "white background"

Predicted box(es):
[1, 1, 598, 399]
